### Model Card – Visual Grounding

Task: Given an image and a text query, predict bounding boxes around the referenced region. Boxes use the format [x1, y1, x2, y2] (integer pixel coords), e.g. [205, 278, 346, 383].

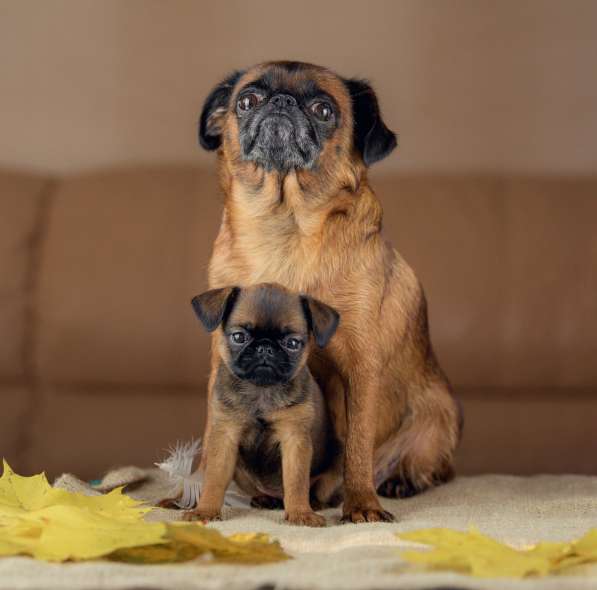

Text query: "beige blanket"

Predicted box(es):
[1, 470, 596, 589]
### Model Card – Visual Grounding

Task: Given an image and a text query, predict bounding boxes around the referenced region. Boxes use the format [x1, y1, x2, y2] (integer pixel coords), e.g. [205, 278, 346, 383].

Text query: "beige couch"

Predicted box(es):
[1, 166, 596, 480]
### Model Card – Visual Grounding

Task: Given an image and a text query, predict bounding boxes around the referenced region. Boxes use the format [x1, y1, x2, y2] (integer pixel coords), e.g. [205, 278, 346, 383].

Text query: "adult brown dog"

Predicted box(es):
[194, 61, 462, 523]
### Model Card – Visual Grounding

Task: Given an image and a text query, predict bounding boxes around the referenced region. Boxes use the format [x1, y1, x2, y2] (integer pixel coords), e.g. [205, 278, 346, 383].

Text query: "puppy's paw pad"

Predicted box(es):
[183, 509, 222, 523]
[341, 508, 395, 524]
[285, 511, 326, 527]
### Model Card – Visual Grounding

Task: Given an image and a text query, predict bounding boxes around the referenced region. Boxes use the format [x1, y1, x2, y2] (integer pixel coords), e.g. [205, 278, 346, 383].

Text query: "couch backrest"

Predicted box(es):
[35, 166, 218, 388]
[7, 166, 595, 390]
[377, 176, 597, 389]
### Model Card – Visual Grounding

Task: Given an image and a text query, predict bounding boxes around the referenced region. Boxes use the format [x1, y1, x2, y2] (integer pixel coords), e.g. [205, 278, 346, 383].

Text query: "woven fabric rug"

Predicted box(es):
[1, 469, 596, 590]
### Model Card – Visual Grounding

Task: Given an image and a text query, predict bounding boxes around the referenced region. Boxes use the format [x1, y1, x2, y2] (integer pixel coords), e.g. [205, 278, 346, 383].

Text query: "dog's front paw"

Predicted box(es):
[183, 508, 222, 523]
[341, 507, 394, 524]
[341, 494, 395, 524]
[285, 510, 326, 527]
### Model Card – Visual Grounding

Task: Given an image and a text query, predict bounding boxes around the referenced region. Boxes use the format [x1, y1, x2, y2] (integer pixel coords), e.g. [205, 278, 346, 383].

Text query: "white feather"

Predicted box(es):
[155, 439, 251, 509]
[155, 439, 202, 509]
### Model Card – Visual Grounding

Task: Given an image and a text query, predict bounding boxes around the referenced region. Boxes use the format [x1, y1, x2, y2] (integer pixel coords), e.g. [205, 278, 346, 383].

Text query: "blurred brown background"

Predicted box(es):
[1, 1, 596, 480]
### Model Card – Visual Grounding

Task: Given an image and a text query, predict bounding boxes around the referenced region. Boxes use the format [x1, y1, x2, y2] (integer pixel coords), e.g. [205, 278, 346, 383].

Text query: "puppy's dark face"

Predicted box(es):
[224, 288, 308, 386]
[199, 61, 396, 174]
[191, 283, 339, 388]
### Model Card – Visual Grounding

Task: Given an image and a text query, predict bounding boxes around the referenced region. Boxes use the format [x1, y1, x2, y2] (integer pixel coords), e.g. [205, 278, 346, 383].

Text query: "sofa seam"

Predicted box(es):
[15, 178, 56, 471]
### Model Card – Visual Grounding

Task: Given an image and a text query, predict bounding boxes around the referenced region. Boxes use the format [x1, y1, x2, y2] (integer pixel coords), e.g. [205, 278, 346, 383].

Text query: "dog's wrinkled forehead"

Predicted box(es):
[235, 62, 350, 111]
[228, 284, 307, 334]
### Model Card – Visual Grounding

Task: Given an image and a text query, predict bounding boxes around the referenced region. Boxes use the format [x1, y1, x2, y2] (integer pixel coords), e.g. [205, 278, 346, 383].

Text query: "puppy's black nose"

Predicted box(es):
[256, 340, 275, 358]
[270, 94, 297, 108]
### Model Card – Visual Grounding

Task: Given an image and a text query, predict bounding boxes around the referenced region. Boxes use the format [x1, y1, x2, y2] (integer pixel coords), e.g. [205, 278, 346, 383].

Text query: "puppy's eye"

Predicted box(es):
[230, 332, 247, 344]
[237, 93, 260, 112]
[310, 101, 334, 122]
[285, 337, 302, 351]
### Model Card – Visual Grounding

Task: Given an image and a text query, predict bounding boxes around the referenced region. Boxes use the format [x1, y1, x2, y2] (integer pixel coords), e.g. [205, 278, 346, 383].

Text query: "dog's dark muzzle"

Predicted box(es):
[259, 114, 295, 142]
[240, 96, 319, 171]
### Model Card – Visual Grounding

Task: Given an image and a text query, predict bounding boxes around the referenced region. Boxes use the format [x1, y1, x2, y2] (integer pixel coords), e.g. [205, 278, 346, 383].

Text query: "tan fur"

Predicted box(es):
[191, 387, 326, 527]
[203, 63, 461, 523]
[270, 402, 326, 527]
[188, 411, 246, 521]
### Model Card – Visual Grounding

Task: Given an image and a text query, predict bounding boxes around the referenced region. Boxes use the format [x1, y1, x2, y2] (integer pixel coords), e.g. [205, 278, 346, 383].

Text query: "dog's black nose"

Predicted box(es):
[256, 341, 275, 357]
[270, 94, 297, 108]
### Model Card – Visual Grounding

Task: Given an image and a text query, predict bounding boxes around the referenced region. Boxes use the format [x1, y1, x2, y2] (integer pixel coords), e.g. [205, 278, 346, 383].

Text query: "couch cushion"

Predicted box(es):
[456, 387, 597, 475]
[27, 385, 207, 480]
[0, 170, 48, 380]
[500, 178, 597, 388]
[24, 384, 597, 479]
[36, 166, 218, 387]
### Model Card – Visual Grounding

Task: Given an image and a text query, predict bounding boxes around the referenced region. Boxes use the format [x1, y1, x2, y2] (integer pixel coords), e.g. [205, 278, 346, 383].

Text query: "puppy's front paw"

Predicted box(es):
[183, 508, 222, 522]
[285, 510, 326, 527]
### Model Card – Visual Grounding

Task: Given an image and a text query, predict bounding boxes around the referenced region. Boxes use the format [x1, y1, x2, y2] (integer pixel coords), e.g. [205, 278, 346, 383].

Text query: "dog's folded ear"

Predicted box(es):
[301, 296, 340, 348]
[344, 78, 397, 166]
[191, 287, 240, 332]
[198, 70, 244, 151]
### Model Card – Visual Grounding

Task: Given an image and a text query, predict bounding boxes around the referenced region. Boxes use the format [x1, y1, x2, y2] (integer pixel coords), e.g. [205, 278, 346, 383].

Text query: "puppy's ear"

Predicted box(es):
[301, 296, 340, 348]
[344, 78, 397, 166]
[198, 70, 244, 151]
[191, 287, 240, 332]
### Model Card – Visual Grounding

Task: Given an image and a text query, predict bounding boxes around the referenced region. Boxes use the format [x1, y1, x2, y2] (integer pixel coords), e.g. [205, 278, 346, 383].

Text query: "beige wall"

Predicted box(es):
[1, 0, 596, 176]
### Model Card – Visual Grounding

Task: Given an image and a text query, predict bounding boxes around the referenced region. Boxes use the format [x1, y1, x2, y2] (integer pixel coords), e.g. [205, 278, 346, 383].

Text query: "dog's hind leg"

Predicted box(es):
[375, 380, 461, 499]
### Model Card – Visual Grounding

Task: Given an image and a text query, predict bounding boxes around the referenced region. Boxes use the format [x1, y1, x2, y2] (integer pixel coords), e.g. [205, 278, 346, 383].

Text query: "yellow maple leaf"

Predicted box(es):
[111, 528, 289, 565]
[0, 461, 167, 561]
[0, 462, 290, 565]
[574, 529, 597, 560]
[397, 527, 597, 578]
[168, 526, 289, 564]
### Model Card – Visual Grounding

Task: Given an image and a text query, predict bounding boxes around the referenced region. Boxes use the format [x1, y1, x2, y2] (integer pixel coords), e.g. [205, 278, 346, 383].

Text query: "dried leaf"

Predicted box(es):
[169, 526, 289, 564]
[0, 462, 289, 565]
[111, 527, 289, 565]
[0, 461, 166, 561]
[398, 527, 597, 578]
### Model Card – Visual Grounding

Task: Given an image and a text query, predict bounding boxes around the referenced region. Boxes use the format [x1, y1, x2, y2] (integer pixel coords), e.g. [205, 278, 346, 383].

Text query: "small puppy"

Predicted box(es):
[188, 283, 340, 527]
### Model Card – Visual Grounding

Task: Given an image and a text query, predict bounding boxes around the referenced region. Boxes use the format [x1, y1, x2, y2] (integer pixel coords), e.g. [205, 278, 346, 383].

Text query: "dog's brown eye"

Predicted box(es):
[231, 332, 247, 344]
[311, 101, 333, 122]
[238, 93, 259, 112]
[285, 337, 302, 350]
